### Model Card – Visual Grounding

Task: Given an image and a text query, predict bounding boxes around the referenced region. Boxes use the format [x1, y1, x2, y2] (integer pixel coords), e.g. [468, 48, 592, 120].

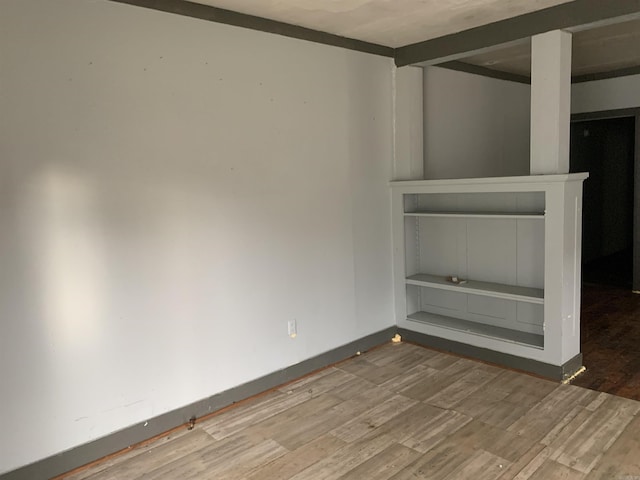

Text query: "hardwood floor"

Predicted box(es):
[572, 284, 640, 400]
[62, 342, 640, 480]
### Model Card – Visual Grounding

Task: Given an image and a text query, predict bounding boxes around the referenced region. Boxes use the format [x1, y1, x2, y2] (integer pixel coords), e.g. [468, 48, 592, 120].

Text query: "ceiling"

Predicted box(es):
[459, 17, 640, 78]
[186, 0, 640, 79]
[190, 0, 574, 48]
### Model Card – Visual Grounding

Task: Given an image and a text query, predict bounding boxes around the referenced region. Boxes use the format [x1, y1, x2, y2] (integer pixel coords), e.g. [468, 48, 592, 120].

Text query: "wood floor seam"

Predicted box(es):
[62, 342, 640, 480]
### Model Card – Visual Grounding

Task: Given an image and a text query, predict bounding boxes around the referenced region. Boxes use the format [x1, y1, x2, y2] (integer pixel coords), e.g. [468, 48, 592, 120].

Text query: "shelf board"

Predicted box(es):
[406, 274, 544, 304]
[390, 172, 589, 188]
[407, 311, 544, 349]
[404, 211, 544, 219]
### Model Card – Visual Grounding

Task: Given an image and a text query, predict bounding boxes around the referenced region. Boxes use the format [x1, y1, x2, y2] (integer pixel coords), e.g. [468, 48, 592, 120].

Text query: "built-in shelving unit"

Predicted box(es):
[391, 174, 588, 377]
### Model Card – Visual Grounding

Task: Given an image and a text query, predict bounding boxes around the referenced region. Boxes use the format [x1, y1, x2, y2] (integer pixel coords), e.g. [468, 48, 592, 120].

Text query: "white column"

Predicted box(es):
[393, 66, 424, 180]
[530, 30, 572, 175]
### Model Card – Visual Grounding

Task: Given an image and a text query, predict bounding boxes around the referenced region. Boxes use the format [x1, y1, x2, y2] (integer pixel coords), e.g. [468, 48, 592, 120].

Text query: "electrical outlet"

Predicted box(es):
[288, 319, 297, 338]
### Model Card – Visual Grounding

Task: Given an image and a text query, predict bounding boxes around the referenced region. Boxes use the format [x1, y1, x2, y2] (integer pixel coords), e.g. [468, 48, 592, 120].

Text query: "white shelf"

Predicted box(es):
[404, 211, 544, 219]
[406, 274, 544, 304]
[390, 172, 589, 188]
[407, 311, 544, 349]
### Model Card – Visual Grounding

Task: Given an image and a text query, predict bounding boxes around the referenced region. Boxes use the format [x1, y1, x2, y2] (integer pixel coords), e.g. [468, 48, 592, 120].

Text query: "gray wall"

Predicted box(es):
[423, 68, 640, 180]
[0, 0, 395, 474]
[572, 74, 640, 113]
[423, 66, 531, 179]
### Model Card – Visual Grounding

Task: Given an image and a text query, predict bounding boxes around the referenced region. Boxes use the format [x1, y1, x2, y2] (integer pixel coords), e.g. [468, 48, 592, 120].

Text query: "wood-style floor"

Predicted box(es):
[572, 284, 640, 401]
[63, 342, 640, 480]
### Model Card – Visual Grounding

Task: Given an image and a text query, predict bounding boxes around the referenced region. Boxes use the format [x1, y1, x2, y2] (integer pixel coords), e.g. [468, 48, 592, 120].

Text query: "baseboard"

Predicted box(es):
[0, 326, 396, 480]
[398, 328, 583, 381]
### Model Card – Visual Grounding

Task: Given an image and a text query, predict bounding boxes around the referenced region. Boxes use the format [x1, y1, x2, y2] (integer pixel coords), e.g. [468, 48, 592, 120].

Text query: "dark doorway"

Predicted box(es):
[569, 114, 640, 401]
[570, 116, 636, 289]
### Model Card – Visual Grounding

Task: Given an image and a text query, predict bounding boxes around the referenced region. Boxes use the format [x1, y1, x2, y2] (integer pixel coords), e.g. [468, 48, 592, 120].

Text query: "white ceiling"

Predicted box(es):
[191, 0, 575, 47]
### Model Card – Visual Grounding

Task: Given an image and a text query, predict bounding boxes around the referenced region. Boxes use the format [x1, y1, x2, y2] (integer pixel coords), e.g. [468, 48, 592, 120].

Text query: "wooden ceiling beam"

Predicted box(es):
[396, 0, 640, 67]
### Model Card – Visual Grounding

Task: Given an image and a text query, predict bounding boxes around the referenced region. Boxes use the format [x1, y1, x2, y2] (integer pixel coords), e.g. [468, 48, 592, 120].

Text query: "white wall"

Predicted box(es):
[394, 66, 424, 180]
[572, 74, 640, 114]
[423, 67, 531, 179]
[0, 0, 395, 473]
[423, 68, 640, 180]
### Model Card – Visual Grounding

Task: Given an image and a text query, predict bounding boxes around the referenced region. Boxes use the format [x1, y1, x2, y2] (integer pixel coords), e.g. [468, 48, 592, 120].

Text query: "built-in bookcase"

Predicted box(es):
[391, 174, 588, 373]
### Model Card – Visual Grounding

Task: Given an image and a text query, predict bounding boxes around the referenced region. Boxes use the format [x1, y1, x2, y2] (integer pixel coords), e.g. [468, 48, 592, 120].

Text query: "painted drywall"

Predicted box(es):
[572, 74, 640, 114]
[423, 66, 531, 179]
[0, 0, 394, 474]
[394, 66, 424, 180]
[422, 68, 640, 179]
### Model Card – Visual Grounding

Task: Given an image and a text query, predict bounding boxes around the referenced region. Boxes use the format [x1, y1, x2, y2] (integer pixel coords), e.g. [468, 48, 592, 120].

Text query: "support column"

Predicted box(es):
[530, 30, 572, 175]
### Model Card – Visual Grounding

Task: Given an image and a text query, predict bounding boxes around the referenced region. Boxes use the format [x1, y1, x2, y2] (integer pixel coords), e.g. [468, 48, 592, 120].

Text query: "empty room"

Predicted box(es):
[1, 0, 640, 479]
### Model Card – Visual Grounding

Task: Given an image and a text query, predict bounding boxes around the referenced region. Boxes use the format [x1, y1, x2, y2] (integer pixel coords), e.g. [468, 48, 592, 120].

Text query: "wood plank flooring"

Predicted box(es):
[62, 342, 640, 480]
[572, 284, 640, 400]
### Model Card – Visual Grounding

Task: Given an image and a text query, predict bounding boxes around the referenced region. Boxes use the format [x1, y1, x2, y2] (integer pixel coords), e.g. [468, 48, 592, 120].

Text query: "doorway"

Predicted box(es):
[569, 113, 640, 400]
[570, 116, 636, 288]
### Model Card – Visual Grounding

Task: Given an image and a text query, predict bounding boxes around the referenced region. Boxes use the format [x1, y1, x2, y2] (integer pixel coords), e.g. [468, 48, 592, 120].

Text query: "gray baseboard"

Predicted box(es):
[0, 326, 396, 480]
[397, 328, 583, 381]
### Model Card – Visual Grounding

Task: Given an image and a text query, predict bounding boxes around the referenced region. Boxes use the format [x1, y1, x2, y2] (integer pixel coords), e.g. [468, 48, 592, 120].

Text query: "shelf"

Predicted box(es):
[406, 274, 544, 304]
[407, 311, 544, 349]
[404, 211, 544, 219]
[389, 172, 589, 188]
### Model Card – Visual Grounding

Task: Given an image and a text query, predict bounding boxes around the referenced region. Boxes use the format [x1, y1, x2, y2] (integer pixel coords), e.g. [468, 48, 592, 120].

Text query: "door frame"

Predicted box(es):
[571, 108, 640, 291]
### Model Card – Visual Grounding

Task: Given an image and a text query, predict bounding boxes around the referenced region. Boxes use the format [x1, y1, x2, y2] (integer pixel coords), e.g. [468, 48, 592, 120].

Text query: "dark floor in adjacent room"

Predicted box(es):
[571, 283, 640, 401]
[581, 248, 633, 289]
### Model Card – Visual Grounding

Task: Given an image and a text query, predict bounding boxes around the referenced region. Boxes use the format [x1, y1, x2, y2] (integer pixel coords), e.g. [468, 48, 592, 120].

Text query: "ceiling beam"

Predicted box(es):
[435, 61, 640, 85]
[396, 0, 640, 67]
[572, 65, 640, 83]
[108, 0, 394, 58]
[437, 61, 531, 84]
